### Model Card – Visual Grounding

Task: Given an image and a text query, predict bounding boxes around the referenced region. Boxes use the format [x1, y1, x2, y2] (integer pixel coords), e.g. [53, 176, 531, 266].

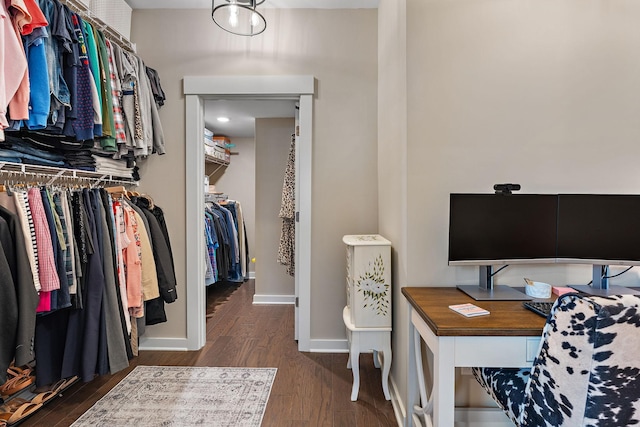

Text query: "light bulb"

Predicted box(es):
[251, 11, 259, 27]
[228, 5, 238, 28]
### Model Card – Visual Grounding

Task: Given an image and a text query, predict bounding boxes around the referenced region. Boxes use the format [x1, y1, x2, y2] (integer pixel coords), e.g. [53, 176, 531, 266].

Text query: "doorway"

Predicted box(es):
[204, 99, 297, 288]
[183, 75, 315, 352]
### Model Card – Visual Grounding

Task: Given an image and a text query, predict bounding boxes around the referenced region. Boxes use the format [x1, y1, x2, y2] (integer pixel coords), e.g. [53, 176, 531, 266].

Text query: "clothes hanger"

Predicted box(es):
[106, 186, 128, 199]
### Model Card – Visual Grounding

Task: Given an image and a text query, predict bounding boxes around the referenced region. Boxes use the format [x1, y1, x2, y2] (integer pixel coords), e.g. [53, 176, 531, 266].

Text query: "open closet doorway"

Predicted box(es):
[184, 76, 315, 352]
[203, 99, 296, 301]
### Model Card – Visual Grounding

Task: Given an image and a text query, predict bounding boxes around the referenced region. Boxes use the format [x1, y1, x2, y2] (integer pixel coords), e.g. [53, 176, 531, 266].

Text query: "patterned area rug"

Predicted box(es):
[71, 366, 277, 427]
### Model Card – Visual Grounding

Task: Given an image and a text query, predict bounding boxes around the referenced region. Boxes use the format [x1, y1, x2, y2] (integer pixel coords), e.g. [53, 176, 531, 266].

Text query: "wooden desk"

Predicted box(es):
[402, 287, 548, 427]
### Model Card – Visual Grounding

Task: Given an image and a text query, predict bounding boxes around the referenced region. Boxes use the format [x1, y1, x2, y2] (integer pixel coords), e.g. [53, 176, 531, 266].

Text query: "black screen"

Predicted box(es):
[448, 194, 558, 263]
[557, 194, 640, 263]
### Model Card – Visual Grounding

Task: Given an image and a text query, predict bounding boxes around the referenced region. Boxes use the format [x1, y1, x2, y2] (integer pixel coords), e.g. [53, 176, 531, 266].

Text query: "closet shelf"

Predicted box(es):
[60, 0, 135, 53]
[0, 162, 138, 187]
[205, 154, 229, 177]
[205, 154, 229, 167]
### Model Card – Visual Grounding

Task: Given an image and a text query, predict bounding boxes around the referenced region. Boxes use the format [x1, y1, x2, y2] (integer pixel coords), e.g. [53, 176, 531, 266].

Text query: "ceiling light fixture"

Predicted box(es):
[217, 117, 230, 122]
[212, 0, 267, 37]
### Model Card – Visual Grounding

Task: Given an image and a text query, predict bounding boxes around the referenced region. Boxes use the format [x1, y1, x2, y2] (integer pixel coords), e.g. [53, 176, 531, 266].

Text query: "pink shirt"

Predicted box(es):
[7, 0, 48, 121]
[27, 188, 60, 293]
[122, 203, 143, 317]
[0, 1, 28, 130]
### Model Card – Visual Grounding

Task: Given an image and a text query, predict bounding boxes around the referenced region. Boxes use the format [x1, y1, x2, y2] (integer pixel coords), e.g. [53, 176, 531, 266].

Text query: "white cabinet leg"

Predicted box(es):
[350, 342, 360, 401]
[381, 336, 391, 400]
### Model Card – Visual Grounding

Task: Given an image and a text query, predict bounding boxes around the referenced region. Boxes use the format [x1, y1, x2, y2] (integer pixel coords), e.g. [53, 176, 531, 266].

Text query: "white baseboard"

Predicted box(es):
[138, 337, 189, 351]
[388, 374, 405, 427]
[252, 294, 296, 305]
[309, 338, 349, 353]
[400, 406, 510, 427]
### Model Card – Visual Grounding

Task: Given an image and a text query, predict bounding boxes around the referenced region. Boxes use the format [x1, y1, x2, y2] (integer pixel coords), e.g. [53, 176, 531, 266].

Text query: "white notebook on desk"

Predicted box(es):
[449, 303, 490, 317]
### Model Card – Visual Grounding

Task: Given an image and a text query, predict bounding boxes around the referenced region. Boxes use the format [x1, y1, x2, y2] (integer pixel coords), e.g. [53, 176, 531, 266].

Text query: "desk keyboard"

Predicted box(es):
[522, 301, 555, 318]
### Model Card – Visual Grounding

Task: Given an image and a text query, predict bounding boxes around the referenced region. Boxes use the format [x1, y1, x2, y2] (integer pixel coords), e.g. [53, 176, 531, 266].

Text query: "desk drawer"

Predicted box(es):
[454, 336, 541, 367]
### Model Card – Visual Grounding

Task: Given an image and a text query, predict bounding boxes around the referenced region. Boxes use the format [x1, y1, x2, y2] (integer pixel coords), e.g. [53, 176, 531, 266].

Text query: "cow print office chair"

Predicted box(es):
[473, 293, 640, 426]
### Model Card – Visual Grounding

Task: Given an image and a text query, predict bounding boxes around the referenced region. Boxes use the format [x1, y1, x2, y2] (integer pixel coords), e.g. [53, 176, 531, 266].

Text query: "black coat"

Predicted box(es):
[0, 206, 39, 368]
[0, 217, 18, 385]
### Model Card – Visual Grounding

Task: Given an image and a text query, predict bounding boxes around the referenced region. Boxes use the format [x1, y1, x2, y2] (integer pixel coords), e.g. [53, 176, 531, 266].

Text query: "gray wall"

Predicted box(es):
[378, 0, 409, 412]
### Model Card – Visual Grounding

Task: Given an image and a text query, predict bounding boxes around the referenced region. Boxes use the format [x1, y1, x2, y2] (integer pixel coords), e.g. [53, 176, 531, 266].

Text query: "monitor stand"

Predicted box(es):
[569, 265, 640, 296]
[569, 284, 640, 296]
[457, 284, 532, 301]
[457, 266, 532, 301]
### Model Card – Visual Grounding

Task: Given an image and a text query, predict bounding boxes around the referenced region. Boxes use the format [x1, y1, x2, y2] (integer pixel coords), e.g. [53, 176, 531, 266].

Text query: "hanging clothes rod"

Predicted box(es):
[0, 162, 138, 187]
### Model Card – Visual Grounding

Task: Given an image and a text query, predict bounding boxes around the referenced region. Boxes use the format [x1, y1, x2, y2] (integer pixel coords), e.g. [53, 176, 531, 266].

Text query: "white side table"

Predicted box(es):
[343, 306, 392, 401]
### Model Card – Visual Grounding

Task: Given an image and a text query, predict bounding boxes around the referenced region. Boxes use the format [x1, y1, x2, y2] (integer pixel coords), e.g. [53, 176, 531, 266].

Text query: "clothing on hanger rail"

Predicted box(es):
[0, 181, 177, 396]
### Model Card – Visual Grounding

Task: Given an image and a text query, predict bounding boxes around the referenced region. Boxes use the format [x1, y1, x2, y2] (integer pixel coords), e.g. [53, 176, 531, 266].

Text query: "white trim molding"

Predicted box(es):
[309, 339, 349, 353]
[139, 337, 190, 352]
[184, 75, 315, 97]
[252, 294, 296, 305]
[184, 94, 206, 351]
[183, 75, 315, 353]
[453, 408, 511, 426]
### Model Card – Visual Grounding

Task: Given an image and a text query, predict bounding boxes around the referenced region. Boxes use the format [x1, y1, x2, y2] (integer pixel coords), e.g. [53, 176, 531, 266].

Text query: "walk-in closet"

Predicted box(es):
[203, 99, 297, 299]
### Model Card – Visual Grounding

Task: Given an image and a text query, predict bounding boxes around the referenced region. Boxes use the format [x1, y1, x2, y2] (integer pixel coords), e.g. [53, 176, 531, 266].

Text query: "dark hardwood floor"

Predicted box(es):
[19, 279, 397, 426]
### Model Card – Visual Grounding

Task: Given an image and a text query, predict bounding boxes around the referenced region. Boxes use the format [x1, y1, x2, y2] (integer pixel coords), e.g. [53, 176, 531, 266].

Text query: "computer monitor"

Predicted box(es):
[448, 193, 558, 300]
[557, 194, 640, 295]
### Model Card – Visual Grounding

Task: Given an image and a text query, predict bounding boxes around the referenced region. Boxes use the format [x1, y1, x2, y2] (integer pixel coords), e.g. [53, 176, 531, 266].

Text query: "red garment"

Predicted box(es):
[9, 0, 47, 35]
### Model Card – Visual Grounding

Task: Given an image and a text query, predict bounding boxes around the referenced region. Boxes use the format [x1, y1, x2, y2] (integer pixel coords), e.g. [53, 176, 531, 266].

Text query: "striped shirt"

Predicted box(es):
[13, 191, 41, 292]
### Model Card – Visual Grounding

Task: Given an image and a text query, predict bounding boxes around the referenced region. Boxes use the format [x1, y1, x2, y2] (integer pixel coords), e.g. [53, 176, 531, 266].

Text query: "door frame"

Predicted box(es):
[183, 75, 315, 351]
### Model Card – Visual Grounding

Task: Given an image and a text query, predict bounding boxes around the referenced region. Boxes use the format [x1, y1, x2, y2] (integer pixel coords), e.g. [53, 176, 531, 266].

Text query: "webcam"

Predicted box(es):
[494, 183, 521, 195]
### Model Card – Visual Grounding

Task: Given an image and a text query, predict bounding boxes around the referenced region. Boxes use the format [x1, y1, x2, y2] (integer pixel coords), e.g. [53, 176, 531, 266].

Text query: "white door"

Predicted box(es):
[294, 103, 300, 341]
